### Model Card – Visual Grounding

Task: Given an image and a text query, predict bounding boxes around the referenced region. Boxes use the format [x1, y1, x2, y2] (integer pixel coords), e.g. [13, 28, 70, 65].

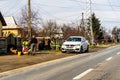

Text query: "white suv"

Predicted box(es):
[61, 36, 89, 53]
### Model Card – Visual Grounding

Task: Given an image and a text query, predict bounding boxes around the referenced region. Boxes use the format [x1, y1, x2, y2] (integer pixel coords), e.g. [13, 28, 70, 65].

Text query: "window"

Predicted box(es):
[66, 37, 81, 41]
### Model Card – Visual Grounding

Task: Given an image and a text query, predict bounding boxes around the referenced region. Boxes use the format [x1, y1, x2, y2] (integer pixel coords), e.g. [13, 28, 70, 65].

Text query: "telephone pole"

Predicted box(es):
[86, 0, 94, 45]
[81, 12, 85, 37]
[28, 0, 31, 38]
[81, 12, 84, 29]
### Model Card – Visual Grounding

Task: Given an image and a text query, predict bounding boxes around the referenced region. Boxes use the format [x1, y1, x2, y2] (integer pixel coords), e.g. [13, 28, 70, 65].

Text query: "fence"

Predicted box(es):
[0, 34, 22, 54]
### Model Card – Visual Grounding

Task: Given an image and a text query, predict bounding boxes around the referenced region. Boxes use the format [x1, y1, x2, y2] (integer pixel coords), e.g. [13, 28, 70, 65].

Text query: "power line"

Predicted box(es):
[107, 0, 119, 19]
[69, 0, 82, 6]
[32, 3, 80, 9]
[92, 2, 120, 7]
[32, 4, 82, 21]
[102, 20, 120, 23]
[1, 0, 120, 28]
[0, 0, 24, 16]
[68, 0, 85, 4]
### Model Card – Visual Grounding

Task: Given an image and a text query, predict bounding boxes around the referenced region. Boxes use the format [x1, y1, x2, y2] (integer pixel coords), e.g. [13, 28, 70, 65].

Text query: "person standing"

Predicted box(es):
[47, 39, 51, 50]
[41, 38, 45, 50]
[30, 35, 38, 55]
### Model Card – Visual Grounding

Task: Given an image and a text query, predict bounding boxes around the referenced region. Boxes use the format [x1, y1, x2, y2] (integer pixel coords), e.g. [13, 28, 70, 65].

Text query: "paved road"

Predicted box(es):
[78, 52, 120, 80]
[0, 45, 120, 80]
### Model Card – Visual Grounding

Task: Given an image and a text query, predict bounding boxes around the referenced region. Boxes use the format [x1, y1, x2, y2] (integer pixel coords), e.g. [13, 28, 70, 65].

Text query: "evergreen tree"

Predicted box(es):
[87, 13, 103, 43]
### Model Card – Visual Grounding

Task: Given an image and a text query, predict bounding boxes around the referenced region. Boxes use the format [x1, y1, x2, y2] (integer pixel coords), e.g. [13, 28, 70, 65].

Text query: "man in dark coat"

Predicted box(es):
[30, 35, 38, 55]
[47, 39, 51, 50]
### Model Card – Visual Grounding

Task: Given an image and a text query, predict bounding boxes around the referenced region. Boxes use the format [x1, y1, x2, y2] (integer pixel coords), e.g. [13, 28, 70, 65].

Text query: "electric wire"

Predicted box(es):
[0, 0, 24, 15]
[1, 0, 120, 25]
[107, 0, 119, 20]
[32, 3, 82, 21]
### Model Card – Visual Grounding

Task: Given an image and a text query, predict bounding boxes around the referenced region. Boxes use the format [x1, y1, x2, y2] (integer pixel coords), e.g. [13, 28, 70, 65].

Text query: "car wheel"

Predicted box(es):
[86, 45, 89, 52]
[62, 51, 66, 53]
[80, 46, 83, 53]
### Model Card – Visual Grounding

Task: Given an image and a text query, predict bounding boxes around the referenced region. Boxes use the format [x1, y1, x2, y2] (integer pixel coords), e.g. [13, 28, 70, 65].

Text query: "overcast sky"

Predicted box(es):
[0, 0, 120, 31]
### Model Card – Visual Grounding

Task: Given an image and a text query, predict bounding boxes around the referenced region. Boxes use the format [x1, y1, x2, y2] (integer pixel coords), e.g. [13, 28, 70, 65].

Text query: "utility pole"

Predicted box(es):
[78, 13, 84, 36]
[81, 13, 84, 28]
[28, 0, 31, 39]
[86, 0, 94, 45]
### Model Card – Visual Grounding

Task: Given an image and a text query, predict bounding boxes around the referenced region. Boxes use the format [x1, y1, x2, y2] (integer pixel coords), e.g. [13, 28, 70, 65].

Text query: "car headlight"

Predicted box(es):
[62, 44, 66, 47]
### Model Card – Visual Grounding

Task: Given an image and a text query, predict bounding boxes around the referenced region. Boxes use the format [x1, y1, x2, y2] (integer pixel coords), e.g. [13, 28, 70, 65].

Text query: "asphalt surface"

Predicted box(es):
[79, 52, 120, 80]
[0, 45, 120, 80]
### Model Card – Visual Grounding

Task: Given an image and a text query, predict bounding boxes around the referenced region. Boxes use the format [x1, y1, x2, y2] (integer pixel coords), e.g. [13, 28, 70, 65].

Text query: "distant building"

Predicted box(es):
[54, 27, 63, 39]
[54, 27, 63, 45]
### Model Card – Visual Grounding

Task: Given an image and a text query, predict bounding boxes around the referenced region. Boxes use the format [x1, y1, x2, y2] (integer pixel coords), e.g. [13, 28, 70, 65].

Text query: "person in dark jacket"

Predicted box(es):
[47, 39, 51, 50]
[30, 35, 38, 55]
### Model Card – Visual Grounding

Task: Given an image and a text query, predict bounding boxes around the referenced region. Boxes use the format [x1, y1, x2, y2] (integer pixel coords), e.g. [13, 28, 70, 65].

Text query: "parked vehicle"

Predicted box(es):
[61, 36, 89, 53]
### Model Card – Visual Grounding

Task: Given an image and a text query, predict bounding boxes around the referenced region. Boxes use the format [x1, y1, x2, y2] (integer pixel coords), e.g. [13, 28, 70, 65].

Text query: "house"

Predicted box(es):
[0, 12, 6, 26]
[54, 27, 63, 39]
[0, 12, 6, 37]
[0, 12, 24, 38]
[2, 16, 22, 37]
[53, 27, 64, 45]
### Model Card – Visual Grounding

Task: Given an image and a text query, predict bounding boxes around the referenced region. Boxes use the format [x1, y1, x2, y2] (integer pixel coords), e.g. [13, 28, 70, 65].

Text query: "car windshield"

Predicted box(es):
[66, 37, 81, 41]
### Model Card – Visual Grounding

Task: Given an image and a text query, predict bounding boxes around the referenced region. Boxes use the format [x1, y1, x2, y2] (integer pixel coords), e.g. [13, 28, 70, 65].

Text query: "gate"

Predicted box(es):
[0, 34, 22, 54]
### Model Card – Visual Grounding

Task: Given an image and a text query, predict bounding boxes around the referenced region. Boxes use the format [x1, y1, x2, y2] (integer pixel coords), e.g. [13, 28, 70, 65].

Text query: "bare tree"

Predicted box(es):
[42, 20, 58, 37]
[61, 24, 78, 40]
[18, 6, 42, 37]
[112, 27, 120, 43]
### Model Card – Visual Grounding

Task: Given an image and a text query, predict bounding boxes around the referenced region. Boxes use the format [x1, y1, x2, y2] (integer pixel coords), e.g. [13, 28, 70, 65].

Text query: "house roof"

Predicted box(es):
[0, 12, 6, 26]
[2, 16, 20, 29]
[4, 17, 17, 25]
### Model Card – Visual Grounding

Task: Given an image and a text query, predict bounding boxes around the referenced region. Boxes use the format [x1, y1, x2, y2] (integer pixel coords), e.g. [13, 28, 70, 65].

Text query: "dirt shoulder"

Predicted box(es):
[0, 44, 116, 73]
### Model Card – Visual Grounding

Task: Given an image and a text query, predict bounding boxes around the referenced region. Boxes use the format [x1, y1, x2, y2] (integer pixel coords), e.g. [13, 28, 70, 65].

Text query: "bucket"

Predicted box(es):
[18, 51, 21, 56]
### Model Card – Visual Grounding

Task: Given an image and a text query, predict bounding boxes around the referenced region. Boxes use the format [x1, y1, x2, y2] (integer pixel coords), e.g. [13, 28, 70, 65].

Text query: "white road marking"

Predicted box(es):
[106, 57, 112, 61]
[117, 52, 120, 55]
[73, 69, 93, 80]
